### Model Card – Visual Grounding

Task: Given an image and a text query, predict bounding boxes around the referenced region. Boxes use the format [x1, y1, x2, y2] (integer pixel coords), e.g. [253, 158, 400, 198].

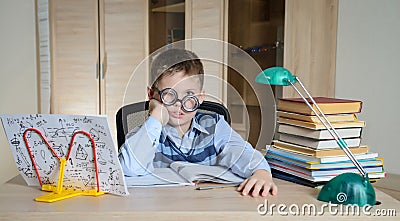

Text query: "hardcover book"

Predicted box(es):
[267, 146, 379, 164]
[270, 169, 383, 187]
[278, 97, 362, 115]
[269, 162, 385, 182]
[277, 123, 363, 140]
[270, 169, 327, 188]
[266, 152, 383, 170]
[278, 117, 366, 130]
[269, 161, 383, 177]
[278, 133, 361, 149]
[277, 111, 358, 123]
[272, 140, 369, 157]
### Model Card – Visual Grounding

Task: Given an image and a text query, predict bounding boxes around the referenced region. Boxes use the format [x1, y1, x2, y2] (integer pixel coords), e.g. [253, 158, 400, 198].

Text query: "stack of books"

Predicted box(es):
[266, 97, 385, 187]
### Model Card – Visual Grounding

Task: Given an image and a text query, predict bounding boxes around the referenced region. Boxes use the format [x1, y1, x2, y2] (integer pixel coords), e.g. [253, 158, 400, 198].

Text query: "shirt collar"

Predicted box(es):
[191, 116, 210, 134]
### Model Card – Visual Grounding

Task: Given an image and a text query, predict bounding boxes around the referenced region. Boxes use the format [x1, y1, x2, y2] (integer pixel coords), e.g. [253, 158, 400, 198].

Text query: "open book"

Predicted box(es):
[125, 161, 244, 187]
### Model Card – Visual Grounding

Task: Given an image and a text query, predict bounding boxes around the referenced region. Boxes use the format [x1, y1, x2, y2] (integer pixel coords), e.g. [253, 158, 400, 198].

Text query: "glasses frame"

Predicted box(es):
[152, 87, 200, 112]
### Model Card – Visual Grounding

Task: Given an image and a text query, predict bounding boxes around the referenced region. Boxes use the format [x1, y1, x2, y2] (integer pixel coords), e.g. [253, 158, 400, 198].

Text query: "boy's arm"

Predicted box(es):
[214, 118, 271, 178]
[214, 118, 277, 196]
[118, 116, 162, 176]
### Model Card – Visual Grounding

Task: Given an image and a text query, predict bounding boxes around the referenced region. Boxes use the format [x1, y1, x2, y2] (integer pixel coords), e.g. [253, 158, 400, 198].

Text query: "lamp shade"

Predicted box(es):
[255, 67, 297, 86]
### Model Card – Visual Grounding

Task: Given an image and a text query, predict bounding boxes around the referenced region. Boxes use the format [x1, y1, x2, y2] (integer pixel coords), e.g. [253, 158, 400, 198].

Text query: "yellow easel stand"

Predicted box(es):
[35, 158, 105, 203]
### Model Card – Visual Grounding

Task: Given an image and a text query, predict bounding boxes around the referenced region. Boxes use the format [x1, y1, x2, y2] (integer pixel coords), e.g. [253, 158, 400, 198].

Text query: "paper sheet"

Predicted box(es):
[124, 168, 194, 187]
[0, 114, 128, 196]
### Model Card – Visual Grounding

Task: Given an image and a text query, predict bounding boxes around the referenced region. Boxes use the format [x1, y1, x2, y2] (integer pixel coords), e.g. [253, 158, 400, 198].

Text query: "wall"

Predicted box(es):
[0, 0, 38, 184]
[336, 0, 400, 179]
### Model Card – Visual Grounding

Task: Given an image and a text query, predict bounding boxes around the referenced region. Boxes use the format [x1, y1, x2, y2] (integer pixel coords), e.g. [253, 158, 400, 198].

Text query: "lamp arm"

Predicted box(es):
[288, 78, 367, 178]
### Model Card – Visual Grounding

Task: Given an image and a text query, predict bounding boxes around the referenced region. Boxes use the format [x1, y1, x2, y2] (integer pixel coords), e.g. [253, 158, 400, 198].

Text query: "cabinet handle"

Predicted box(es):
[100, 63, 104, 79]
[95, 63, 99, 79]
[102, 52, 107, 79]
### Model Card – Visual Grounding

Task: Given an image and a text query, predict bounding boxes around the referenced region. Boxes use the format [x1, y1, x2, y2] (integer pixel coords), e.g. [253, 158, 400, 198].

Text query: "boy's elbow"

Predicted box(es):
[122, 166, 151, 177]
[120, 156, 153, 177]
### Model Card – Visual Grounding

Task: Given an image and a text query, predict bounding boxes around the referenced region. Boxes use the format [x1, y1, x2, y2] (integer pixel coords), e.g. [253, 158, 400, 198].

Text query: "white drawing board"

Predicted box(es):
[0, 114, 128, 196]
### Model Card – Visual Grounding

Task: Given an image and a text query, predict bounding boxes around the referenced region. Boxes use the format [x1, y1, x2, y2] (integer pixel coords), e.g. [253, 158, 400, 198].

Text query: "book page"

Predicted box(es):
[170, 161, 244, 184]
[124, 168, 194, 187]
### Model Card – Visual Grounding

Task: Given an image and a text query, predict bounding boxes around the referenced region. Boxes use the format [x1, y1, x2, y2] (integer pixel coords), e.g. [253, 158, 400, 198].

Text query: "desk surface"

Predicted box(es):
[0, 175, 398, 220]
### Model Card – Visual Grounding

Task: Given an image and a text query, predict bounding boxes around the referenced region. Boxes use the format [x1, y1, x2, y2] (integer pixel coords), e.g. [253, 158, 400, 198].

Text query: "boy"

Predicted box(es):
[119, 48, 277, 197]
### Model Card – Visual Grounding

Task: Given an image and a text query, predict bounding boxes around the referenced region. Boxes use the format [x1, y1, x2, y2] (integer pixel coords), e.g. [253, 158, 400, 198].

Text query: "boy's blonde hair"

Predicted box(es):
[150, 48, 204, 88]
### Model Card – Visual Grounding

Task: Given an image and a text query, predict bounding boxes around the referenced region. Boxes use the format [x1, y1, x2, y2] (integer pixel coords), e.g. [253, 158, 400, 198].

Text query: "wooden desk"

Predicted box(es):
[0, 175, 398, 220]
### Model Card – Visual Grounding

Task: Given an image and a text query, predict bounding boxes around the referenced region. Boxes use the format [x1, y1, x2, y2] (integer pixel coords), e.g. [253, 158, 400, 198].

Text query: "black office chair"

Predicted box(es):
[116, 100, 231, 149]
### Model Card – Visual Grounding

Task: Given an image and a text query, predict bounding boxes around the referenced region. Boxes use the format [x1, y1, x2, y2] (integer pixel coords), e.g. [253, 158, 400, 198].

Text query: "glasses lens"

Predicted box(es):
[182, 95, 199, 112]
[160, 88, 177, 105]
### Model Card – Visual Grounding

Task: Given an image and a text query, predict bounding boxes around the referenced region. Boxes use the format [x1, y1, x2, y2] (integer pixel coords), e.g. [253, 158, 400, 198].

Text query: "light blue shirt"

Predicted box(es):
[119, 114, 270, 178]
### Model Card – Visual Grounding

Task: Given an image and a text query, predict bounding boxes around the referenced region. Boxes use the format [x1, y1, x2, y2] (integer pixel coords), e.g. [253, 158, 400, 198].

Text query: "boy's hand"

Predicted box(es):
[149, 99, 169, 126]
[237, 169, 278, 197]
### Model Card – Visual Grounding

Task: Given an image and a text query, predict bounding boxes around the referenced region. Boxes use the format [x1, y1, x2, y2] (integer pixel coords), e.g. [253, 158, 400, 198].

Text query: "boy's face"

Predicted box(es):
[151, 70, 204, 131]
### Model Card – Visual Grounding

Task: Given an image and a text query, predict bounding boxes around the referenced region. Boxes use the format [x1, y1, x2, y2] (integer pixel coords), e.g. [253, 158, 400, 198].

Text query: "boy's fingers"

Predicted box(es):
[261, 183, 271, 197]
[241, 179, 257, 196]
[251, 181, 265, 197]
[270, 183, 278, 196]
[236, 179, 248, 191]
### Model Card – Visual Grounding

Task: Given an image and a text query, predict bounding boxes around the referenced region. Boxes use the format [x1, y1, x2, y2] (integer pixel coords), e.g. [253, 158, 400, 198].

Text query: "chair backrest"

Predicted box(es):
[116, 100, 231, 149]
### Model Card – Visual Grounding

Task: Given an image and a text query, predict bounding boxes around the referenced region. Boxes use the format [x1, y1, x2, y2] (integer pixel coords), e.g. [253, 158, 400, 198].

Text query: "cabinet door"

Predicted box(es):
[49, 0, 148, 146]
[284, 0, 338, 97]
[103, 0, 148, 143]
[187, 0, 227, 103]
[227, 0, 285, 147]
[50, 0, 100, 114]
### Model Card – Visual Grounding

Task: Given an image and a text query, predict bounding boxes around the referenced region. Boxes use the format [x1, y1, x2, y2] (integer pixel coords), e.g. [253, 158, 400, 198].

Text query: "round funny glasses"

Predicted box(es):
[152, 87, 200, 112]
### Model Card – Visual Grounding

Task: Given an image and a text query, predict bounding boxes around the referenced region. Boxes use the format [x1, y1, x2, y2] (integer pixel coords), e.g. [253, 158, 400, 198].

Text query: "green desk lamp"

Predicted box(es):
[256, 67, 376, 206]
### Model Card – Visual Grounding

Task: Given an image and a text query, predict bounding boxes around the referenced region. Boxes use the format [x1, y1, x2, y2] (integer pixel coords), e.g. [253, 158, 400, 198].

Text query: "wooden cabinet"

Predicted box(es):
[42, 0, 338, 148]
[148, 0, 280, 147]
[149, 0, 185, 53]
[149, 0, 226, 102]
[227, 0, 285, 146]
[226, 0, 338, 147]
[50, 0, 100, 115]
[283, 0, 338, 98]
[148, 0, 338, 144]
[49, 0, 148, 144]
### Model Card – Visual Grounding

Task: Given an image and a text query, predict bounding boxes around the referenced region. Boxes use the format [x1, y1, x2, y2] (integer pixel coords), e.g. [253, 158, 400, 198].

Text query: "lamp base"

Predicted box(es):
[317, 173, 376, 206]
